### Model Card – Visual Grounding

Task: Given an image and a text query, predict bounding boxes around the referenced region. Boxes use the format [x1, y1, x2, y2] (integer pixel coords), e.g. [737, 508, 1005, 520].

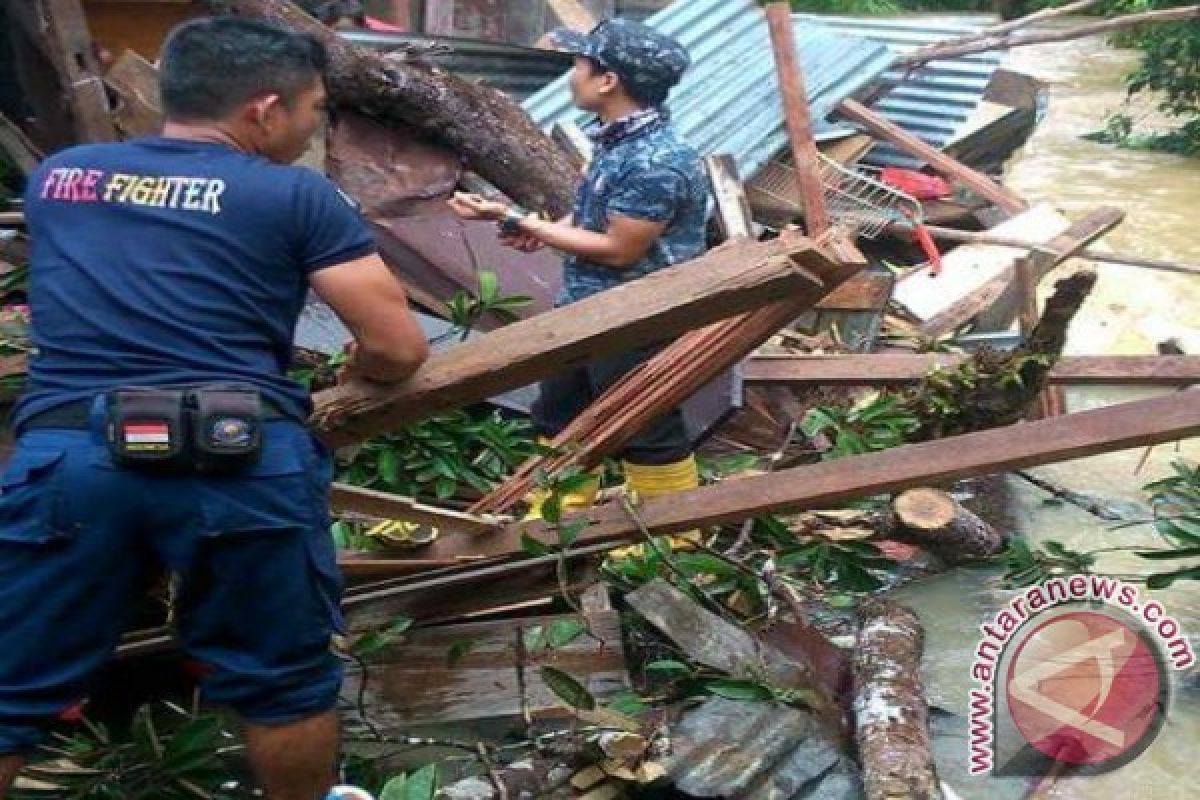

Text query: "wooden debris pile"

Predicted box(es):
[2, 1, 1199, 796]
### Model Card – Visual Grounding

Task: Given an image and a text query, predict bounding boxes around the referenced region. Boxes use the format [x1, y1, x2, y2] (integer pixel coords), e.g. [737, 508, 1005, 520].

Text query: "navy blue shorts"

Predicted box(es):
[0, 416, 344, 753]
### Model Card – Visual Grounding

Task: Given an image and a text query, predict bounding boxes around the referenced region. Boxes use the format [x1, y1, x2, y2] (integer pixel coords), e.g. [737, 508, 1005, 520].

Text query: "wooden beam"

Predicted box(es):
[329, 483, 507, 536]
[918, 207, 1123, 338]
[310, 235, 834, 446]
[40, 0, 117, 143]
[104, 50, 163, 138]
[835, 98, 1025, 215]
[766, 4, 830, 235]
[0, 113, 43, 177]
[815, 271, 892, 312]
[704, 154, 754, 241]
[912, 223, 1200, 278]
[430, 390, 1200, 560]
[743, 354, 1200, 387]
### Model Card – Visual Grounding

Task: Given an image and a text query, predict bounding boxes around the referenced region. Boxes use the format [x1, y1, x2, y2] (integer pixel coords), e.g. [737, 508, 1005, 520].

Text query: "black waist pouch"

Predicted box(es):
[105, 386, 264, 475]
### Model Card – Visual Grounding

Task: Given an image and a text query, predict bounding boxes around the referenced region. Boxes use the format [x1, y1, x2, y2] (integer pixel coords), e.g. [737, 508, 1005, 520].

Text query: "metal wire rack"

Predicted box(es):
[747, 155, 923, 239]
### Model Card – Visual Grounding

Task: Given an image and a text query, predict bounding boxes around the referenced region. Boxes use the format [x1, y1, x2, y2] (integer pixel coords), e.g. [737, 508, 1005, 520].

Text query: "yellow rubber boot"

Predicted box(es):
[522, 439, 602, 521]
[611, 455, 702, 557]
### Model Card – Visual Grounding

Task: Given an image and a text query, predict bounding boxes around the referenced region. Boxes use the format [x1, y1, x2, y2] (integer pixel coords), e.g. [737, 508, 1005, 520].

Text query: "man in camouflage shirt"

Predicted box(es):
[450, 19, 709, 519]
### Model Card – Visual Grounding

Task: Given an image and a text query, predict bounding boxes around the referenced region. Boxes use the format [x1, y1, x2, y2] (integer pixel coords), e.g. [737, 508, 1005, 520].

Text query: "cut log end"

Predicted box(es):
[893, 488, 959, 531]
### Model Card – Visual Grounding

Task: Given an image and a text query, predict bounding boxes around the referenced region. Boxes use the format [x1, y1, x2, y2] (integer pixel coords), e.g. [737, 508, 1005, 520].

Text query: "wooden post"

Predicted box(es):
[41, 0, 117, 143]
[836, 98, 1025, 215]
[765, 3, 830, 236]
[704, 154, 755, 241]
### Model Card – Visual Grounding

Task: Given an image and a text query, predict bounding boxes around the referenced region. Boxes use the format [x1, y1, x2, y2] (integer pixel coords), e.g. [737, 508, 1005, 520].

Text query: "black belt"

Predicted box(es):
[22, 396, 288, 430]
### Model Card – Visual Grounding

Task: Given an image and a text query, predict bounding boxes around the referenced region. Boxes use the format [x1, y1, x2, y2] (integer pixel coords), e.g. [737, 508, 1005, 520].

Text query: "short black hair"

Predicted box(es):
[159, 17, 328, 122]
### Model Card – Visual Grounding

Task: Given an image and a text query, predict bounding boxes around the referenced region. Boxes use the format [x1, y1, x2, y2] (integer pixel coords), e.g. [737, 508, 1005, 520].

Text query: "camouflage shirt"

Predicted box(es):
[558, 109, 708, 305]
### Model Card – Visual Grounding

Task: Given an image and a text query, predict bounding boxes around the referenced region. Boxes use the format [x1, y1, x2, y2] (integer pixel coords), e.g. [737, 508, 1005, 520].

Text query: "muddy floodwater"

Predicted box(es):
[888, 26, 1200, 800]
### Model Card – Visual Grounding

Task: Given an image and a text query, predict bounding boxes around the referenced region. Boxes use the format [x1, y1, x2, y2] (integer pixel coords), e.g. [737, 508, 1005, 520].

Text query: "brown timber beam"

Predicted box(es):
[835, 98, 1026, 215]
[422, 390, 1200, 561]
[743, 355, 1200, 387]
[310, 235, 835, 446]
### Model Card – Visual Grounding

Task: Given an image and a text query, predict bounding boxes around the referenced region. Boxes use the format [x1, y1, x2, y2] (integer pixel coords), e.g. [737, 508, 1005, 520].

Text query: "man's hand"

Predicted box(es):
[336, 340, 414, 386]
[499, 231, 545, 253]
[447, 192, 508, 222]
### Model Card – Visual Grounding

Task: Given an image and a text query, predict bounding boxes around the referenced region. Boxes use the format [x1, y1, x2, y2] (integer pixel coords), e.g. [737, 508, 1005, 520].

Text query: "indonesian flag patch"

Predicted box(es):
[122, 420, 172, 452]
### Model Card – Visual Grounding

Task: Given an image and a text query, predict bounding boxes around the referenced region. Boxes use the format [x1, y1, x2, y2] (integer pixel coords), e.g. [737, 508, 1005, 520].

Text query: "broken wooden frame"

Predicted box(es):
[310, 234, 836, 447]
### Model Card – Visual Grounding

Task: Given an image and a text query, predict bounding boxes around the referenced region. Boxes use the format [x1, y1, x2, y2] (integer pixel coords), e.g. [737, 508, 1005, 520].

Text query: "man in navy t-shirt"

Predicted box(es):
[0, 17, 428, 800]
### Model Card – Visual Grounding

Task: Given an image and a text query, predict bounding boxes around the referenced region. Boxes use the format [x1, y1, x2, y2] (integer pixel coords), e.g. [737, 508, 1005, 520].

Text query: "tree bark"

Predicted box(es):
[884, 487, 1005, 564]
[905, 270, 1098, 440]
[853, 598, 940, 800]
[205, 0, 577, 216]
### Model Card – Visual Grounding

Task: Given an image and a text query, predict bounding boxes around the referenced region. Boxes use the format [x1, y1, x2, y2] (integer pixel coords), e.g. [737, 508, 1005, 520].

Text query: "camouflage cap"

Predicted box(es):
[551, 19, 690, 104]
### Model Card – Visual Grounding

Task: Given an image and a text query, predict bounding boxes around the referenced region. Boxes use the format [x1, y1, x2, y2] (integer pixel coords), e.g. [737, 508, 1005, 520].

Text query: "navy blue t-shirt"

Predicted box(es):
[13, 137, 374, 430]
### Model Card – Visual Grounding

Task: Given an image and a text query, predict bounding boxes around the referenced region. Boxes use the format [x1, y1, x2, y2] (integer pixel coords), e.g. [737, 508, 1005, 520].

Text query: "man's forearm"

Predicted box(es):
[518, 216, 633, 269]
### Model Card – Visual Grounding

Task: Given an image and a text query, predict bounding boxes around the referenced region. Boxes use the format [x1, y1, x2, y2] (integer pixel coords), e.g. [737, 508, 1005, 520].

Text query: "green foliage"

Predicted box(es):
[1000, 538, 1096, 587]
[14, 703, 246, 800]
[379, 764, 439, 800]
[802, 392, 920, 460]
[339, 409, 535, 502]
[1135, 460, 1200, 586]
[697, 452, 762, 483]
[445, 270, 532, 342]
[352, 614, 415, 658]
[776, 537, 894, 591]
[540, 665, 596, 710]
[1099, 0, 1200, 155]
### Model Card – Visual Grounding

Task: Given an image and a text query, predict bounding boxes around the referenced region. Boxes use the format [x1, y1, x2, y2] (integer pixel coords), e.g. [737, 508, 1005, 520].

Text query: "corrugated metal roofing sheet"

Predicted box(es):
[341, 30, 573, 101]
[799, 14, 1006, 168]
[522, 0, 894, 182]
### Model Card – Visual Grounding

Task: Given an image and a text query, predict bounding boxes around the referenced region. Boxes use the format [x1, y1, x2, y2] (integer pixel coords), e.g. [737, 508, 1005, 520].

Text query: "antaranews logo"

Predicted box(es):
[967, 575, 1194, 777]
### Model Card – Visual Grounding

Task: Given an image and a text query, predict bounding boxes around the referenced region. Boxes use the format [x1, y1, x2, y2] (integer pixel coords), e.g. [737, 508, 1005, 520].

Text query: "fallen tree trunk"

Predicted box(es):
[206, 0, 577, 216]
[310, 234, 834, 446]
[896, 6, 1200, 68]
[853, 598, 939, 800]
[883, 488, 1005, 563]
[905, 271, 1098, 440]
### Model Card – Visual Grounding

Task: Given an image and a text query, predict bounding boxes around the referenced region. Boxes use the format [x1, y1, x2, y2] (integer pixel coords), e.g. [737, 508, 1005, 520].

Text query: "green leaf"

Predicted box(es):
[403, 764, 438, 800]
[521, 532, 553, 557]
[546, 618, 587, 648]
[377, 448, 401, 487]
[446, 639, 476, 666]
[522, 625, 546, 654]
[1135, 545, 1200, 560]
[379, 774, 407, 800]
[540, 666, 595, 710]
[1146, 565, 1200, 589]
[478, 270, 499, 304]
[645, 659, 693, 675]
[558, 518, 587, 549]
[606, 691, 651, 715]
[703, 679, 773, 702]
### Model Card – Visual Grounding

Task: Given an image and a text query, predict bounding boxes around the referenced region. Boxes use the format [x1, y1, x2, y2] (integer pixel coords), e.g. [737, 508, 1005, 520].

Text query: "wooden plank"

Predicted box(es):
[766, 4, 830, 235]
[42, 0, 117, 143]
[330, 483, 506, 536]
[421, 391, 1200, 560]
[104, 49, 163, 138]
[546, 0, 598, 30]
[815, 271, 893, 312]
[915, 207, 1123, 338]
[361, 610, 628, 726]
[704, 154, 754, 241]
[743, 354, 1200, 387]
[310, 235, 834, 446]
[0, 113, 43, 177]
[836, 98, 1025, 215]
